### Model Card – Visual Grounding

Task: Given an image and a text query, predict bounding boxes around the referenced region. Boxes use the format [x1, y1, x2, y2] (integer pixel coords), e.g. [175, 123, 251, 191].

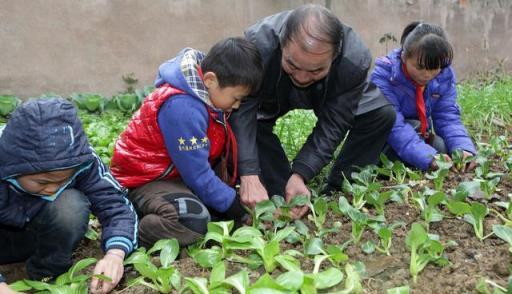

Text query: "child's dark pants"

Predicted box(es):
[128, 180, 210, 249]
[0, 189, 90, 280]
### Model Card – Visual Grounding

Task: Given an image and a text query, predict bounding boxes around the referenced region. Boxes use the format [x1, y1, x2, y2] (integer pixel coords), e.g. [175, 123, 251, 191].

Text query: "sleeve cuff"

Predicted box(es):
[238, 159, 261, 176]
[291, 161, 316, 183]
[224, 196, 247, 220]
[104, 236, 134, 256]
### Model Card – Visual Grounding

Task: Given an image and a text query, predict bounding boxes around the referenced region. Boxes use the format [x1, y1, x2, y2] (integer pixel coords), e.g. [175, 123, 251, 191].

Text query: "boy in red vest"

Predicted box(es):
[111, 37, 263, 248]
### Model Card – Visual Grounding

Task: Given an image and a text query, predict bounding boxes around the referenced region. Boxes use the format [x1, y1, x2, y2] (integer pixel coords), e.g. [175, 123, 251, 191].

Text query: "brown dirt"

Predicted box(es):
[2, 155, 511, 294]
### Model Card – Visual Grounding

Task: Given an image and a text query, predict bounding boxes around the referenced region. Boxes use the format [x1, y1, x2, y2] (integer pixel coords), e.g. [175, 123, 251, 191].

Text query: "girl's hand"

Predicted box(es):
[90, 249, 125, 294]
[430, 154, 452, 171]
[462, 150, 477, 172]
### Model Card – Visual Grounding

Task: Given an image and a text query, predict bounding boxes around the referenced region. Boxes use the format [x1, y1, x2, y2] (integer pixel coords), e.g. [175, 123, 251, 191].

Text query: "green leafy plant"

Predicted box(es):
[372, 223, 403, 256]
[112, 93, 140, 112]
[426, 155, 453, 190]
[463, 202, 493, 241]
[366, 190, 392, 217]
[306, 196, 341, 237]
[477, 177, 501, 199]
[387, 286, 410, 294]
[342, 177, 381, 210]
[0, 95, 21, 117]
[378, 154, 419, 184]
[451, 149, 474, 171]
[124, 239, 181, 293]
[405, 223, 449, 283]
[412, 190, 446, 230]
[492, 225, 512, 253]
[10, 258, 100, 293]
[70, 93, 106, 113]
[339, 196, 383, 244]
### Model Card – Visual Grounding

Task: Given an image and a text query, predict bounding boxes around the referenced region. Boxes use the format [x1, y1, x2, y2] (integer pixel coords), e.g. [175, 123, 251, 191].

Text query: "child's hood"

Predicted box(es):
[154, 48, 216, 108]
[0, 98, 93, 179]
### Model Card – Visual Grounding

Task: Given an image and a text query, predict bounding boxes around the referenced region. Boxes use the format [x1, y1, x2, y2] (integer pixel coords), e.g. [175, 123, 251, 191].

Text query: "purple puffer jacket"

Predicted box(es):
[371, 48, 476, 170]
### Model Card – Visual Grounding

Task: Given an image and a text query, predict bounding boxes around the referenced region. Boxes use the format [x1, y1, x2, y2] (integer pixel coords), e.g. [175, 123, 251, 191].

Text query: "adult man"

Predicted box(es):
[230, 4, 396, 219]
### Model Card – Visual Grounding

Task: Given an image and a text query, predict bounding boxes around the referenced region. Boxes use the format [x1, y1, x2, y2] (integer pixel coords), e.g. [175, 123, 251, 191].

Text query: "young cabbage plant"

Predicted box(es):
[477, 177, 501, 199]
[412, 190, 446, 230]
[124, 239, 181, 293]
[10, 258, 100, 294]
[306, 196, 342, 237]
[491, 201, 512, 227]
[183, 261, 241, 294]
[366, 190, 392, 217]
[334, 263, 364, 294]
[405, 223, 449, 283]
[451, 149, 475, 172]
[492, 225, 512, 253]
[342, 177, 368, 210]
[425, 155, 453, 190]
[70, 93, 106, 113]
[351, 165, 378, 186]
[300, 254, 345, 293]
[112, 93, 140, 112]
[370, 222, 404, 256]
[0, 95, 21, 117]
[378, 154, 418, 184]
[224, 224, 300, 273]
[463, 202, 493, 241]
[339, 196, 383, 244]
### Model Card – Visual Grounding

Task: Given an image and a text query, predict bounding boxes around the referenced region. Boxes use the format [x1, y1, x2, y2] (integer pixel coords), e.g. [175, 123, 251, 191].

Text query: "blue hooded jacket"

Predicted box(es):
[371, 49, 476, 170]
[0, 98, 137, 257]
[153, 48, 236, 212]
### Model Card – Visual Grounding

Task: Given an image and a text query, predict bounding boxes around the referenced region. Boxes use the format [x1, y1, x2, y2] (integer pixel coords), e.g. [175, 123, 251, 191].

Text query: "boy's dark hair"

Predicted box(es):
[280, 4, 343, 57]
[400, 21, 453, 70]
[201, 37, 263, 94]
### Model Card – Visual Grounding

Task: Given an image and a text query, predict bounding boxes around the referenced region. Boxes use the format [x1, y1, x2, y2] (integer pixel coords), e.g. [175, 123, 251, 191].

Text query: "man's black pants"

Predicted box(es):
[257, 104, 396, 196]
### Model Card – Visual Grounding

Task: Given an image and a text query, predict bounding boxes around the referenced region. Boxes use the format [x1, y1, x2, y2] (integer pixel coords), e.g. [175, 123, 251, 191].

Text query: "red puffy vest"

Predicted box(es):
[111, 84, 237, 188]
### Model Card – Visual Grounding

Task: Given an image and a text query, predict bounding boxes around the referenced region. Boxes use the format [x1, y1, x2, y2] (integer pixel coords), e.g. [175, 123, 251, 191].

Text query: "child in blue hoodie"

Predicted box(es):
[111, 37, 263, 248]
[0, 98, 138, 294]
[371, 22, 476, 171]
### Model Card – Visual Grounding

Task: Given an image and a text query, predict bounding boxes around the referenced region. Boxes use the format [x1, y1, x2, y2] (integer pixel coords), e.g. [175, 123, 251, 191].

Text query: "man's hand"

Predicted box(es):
[90, 249, 125, 294]
[430, 154, 452, 171]
[240, 175, 269, 208]
[0, 283, 19, 294]
[285, 173, 311, 220]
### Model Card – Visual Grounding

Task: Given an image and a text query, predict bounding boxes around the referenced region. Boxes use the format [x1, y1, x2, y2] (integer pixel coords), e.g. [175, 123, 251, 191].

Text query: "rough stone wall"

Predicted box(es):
[0, 0, 510, 98]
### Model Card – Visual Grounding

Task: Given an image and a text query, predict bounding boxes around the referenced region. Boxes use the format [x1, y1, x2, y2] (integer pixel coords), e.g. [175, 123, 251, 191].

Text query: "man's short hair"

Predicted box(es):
[201, 37, 263, 94]
[280, 4, 343, 56]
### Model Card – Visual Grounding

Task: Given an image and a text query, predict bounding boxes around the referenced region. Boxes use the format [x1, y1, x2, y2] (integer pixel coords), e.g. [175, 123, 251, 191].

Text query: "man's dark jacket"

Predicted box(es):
[230, 10, 390, 182]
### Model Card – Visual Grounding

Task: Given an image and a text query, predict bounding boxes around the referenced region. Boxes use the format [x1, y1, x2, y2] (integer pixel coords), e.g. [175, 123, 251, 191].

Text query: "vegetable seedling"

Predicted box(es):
[405, 223, 449, 283]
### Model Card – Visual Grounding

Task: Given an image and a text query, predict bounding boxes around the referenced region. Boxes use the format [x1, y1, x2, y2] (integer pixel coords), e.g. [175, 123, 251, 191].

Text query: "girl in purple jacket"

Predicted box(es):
[371, 22, 476, 171]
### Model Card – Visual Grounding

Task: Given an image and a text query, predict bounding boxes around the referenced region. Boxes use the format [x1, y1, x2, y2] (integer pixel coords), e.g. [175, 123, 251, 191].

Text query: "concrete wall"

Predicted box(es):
[1, 0, 510, 98]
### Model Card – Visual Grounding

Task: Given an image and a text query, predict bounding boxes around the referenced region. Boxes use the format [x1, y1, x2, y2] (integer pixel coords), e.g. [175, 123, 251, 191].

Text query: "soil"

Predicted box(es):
[2, 156, 511, 294]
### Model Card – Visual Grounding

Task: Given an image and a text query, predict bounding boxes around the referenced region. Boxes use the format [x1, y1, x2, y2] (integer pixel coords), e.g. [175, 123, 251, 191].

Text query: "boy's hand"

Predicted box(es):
[285, 173, 311, 220]
[90, 249, 125, 294]
[0, 282, 20, 294]
[240, 175, 269, 208]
